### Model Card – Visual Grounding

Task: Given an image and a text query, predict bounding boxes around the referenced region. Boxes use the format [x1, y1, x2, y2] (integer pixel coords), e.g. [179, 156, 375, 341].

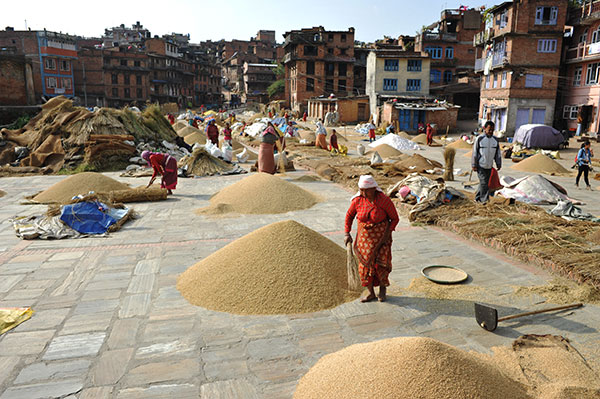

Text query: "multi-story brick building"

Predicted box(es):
[185, 43, 222, 107]
[415, 8, 483, 118]
[365, 47, 431, 116]
[562, 0, 600, 134]
[474, 0, 568, 135]
[0, 28, 77, 103]
[353, 47, 369, 96]
[283, 27, 356, 112]
[0, 49, 35, 105]
[102, 22, 151, 48]
[243, 62, 277, 103]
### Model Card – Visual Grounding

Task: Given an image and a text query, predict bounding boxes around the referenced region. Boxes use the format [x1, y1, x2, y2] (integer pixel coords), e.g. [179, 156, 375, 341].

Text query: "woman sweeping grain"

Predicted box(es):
[344, 175, 399, 302]
[258, 122, 282, 174]
[141, 150, 177, 195]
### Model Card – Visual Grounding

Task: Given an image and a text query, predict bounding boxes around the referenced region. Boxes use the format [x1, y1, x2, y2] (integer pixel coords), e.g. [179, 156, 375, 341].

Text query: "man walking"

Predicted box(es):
[472, 121, 501, 203]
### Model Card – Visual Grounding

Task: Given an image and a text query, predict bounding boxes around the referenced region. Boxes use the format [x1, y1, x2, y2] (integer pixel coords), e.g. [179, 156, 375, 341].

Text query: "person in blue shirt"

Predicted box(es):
[576, 141, 594, 190]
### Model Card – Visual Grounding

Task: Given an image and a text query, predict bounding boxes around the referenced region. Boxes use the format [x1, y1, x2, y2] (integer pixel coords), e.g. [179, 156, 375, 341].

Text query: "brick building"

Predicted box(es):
[353, 47, 369, 96]
[381, 101, 460, 132]
[474, 0, 568, 135]
[415, 8, 483, 118]
[102, 22, 151, 48]
[365, 47, 431, 117]
[283, 27, 356, 112]
[0, 50, 35, 105]
[561, 0, 600, 134]
[0, 28, 77, 103]
[307, 96, 369, 124]
[243, 62, 277, 103]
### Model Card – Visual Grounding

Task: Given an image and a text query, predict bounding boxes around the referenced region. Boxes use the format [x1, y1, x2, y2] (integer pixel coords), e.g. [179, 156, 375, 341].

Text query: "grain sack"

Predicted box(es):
[176, 220, 359, 314]
[511, 153, 572, 175]
[294, 337, 532, 399]
[197, 173, 320, 215]
[31, 172, 130, 204]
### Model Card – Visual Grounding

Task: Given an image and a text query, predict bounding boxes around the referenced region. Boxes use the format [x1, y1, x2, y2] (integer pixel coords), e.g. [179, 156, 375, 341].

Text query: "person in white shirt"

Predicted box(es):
[471, 121, 502, 203]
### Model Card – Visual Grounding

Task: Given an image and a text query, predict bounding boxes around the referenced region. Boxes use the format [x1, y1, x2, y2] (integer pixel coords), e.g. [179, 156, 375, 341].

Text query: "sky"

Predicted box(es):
[2, 0, 491, 43]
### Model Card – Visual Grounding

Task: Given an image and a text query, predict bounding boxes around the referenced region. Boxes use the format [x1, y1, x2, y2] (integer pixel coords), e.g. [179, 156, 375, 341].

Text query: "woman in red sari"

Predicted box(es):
[141, 150, 177, 195]
[258, 122, 283, 174]
[345, 175, 399, 302]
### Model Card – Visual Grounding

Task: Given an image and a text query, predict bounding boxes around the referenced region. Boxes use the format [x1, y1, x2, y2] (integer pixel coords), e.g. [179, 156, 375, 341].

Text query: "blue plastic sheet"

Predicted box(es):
[60, 202, 116, 234]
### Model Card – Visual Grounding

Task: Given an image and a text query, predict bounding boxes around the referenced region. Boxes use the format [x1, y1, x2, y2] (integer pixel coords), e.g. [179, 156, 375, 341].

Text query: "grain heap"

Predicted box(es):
[367, 144, 403, 158]
[178, 148, 242, 177]
[514, 278, 600, 305]
[411, 133, 429, 144]
[446, 139, 473, 150]
[511, 153, 571, 175]
[294, 337, 532, 399]
[31, 172, 130, 203]
[197, 173, 320, 215]
[177, 220, 358, 314]
[177, 125, 199, 138]
[395, 154, 443, 173]
[183, 132, 207, 146]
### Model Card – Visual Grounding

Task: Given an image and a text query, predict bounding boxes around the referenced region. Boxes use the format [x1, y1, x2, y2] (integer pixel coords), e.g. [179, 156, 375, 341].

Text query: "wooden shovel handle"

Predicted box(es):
[498, 303, 583, 322]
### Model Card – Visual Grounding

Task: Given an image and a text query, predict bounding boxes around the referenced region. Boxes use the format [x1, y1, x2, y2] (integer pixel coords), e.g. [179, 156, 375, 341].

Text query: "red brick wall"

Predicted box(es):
[0, 57, 28, 105]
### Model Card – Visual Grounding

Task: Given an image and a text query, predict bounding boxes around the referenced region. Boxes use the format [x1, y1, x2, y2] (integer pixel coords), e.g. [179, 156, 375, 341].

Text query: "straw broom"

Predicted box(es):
[443, 147, 456, 181]
[346, 242, 362, 291]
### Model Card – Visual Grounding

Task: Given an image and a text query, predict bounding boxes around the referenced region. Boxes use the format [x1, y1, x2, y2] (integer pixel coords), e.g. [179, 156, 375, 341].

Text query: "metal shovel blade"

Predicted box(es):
[475, 303, 498, 331]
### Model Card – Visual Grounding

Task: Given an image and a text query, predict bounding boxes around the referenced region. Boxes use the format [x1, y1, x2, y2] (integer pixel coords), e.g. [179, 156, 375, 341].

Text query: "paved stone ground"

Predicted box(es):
[0, 169, 599, 399]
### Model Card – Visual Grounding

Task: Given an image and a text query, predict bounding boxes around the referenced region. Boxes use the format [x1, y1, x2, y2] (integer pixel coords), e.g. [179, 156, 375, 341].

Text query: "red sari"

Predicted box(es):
[345, 192, 399, 287]
[149, 153, 177, 190]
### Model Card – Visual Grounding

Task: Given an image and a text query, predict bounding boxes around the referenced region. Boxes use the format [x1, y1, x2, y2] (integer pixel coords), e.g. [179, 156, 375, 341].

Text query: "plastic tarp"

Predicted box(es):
[1, 308, 34, 335]
[549, 200, 600, 222]
[246, 122, 267, 137]
[368, 134, 421, 151]
[497, 175, 578, 205]
[60, 202, 117, 234]
[513, 124, 564, 150]
[12, 215, 82, 239]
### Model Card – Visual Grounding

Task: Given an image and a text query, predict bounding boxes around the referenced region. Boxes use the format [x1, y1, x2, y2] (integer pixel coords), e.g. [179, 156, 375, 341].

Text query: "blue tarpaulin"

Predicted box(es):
[60, 202, 116, 234]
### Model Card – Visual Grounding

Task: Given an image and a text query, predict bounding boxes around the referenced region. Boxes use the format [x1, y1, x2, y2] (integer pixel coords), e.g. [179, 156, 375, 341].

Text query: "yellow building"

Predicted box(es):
[366, 48, 431, 116]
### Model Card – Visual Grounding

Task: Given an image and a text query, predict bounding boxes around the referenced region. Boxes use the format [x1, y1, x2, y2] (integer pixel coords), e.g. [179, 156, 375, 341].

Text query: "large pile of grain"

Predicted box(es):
[395, 154, 443, 172]
[197, 173, 320, 215]
[184, 131, 206, 145]
[511, 154, 571, 175]
[367, 144, 403, 158]
[177, 125, 200, 138]
[31, 172, 130, 203]
[411, 133, 429, 144]
[177, 220, 358, 314]
[447, 139, 473, 150]
[294, 337, 531, 399]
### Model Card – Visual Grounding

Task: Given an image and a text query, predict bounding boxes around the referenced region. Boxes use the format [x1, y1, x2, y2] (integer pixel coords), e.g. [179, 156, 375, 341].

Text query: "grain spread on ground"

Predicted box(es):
[176, 220, 358, 314]
[197, 173, 320, 215]
[447, 139, 473, 150]
[404, 276, 483, 300]
[183, 132, 206, 145]
[514, 277, 600, 305]
[31, 172, 130, 203]
[294, 337, 532, 399]
[367, 144, 403, 158]
[511, 153, 572, 175]
[177, 125, 200, 138]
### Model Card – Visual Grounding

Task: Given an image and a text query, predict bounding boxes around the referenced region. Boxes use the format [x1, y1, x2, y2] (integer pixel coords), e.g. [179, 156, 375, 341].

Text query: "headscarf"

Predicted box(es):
[316, 121, 327, 136]
[351, 175, 383, 199]
[141, 150, 160, 167]
[262, 122, 277, 137]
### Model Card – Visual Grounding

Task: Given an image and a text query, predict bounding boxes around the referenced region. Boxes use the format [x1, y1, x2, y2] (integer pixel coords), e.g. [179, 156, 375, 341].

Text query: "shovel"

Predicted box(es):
[474, 302, 583, 332]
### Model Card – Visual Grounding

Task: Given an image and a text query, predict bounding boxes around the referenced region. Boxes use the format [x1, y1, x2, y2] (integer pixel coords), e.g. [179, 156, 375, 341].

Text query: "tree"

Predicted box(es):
[268, 79, 285, 98]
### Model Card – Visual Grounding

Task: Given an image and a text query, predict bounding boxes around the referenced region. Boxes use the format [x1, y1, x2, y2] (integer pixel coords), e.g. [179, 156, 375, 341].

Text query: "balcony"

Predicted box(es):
[474, 52, 509, 72]
[565, 42, 600, 63]
[473, 28, 495, 46]
[570, 1, 600, 25]
[422, 32, 458, 42]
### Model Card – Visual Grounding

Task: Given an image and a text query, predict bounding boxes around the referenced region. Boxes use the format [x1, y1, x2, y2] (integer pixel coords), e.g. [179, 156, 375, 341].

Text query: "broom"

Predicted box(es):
[346, 242, 362, 291]
[443, 147, 455, 181]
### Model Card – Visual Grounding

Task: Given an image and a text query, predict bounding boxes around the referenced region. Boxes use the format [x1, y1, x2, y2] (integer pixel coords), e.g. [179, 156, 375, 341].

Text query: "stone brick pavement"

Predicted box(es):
[0, 170, 598, 398]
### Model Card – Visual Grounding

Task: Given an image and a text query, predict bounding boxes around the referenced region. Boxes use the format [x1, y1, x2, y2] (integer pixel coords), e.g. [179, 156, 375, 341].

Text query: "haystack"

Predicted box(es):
[294, 337, 531, 399]
[31, 172, 130, 204]
[511, 153, 572, 175]
[176, 220, 359, 314]
[197, 173, 320, 215]
[178, 148, 239, 176]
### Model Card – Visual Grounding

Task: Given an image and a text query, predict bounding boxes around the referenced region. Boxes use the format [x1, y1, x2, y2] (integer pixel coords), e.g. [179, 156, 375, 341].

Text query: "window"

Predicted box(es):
[501, 71, 507, 87]
[328, 33, 334, 42]
[383, 78, 398, 91]
[498, 10, 508, 28]
[407, 60, 422, 71]
[327, 48, 334, 54]
[112, 88, 118, 97]
[430, 69, 441, 83]
[62, 78, 71, 89]
[574, 66, 582, 86]
[525, 74, 543, 88]
[137, 88, 143, 98]
[492, 73, 498, 88]
[112, 74, 118, 84]
[306, 60, 315, 75]
[485, 75, 490, 89]
[124, 88, 130, 98]
[338, 79, 346, 91]
[580, 29, 589, 44]
[445, 47, 454, 59]
[563, 105, 580, 120]
[587, 63, 600, 85]
[537, 39, 557, 53]
[304, 45, 317, 56]
[425, 46, 442, 59]
[535, 6, 558, 26]
[47, 77, 57, 88]
[384, 59, 399, 71]
[444, 70, 453, 83]
[134, 60, 141, 67]
[406, 79, 421, 91]
[592, 27, 600, 43]
[325, 63, 335, 76]
[341, 34, 347, 42]
[340, 48, 347, 55]
[136, 75, 142, 85]
[45, 58, 56, 70]
[325, 79, 334, 91]
[338, 63, 347, 77]
[120, 59, 127, 66]
[124, 74, 130, 84]
[306, 77, 314, 91]
[60, 60, 70, 71]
